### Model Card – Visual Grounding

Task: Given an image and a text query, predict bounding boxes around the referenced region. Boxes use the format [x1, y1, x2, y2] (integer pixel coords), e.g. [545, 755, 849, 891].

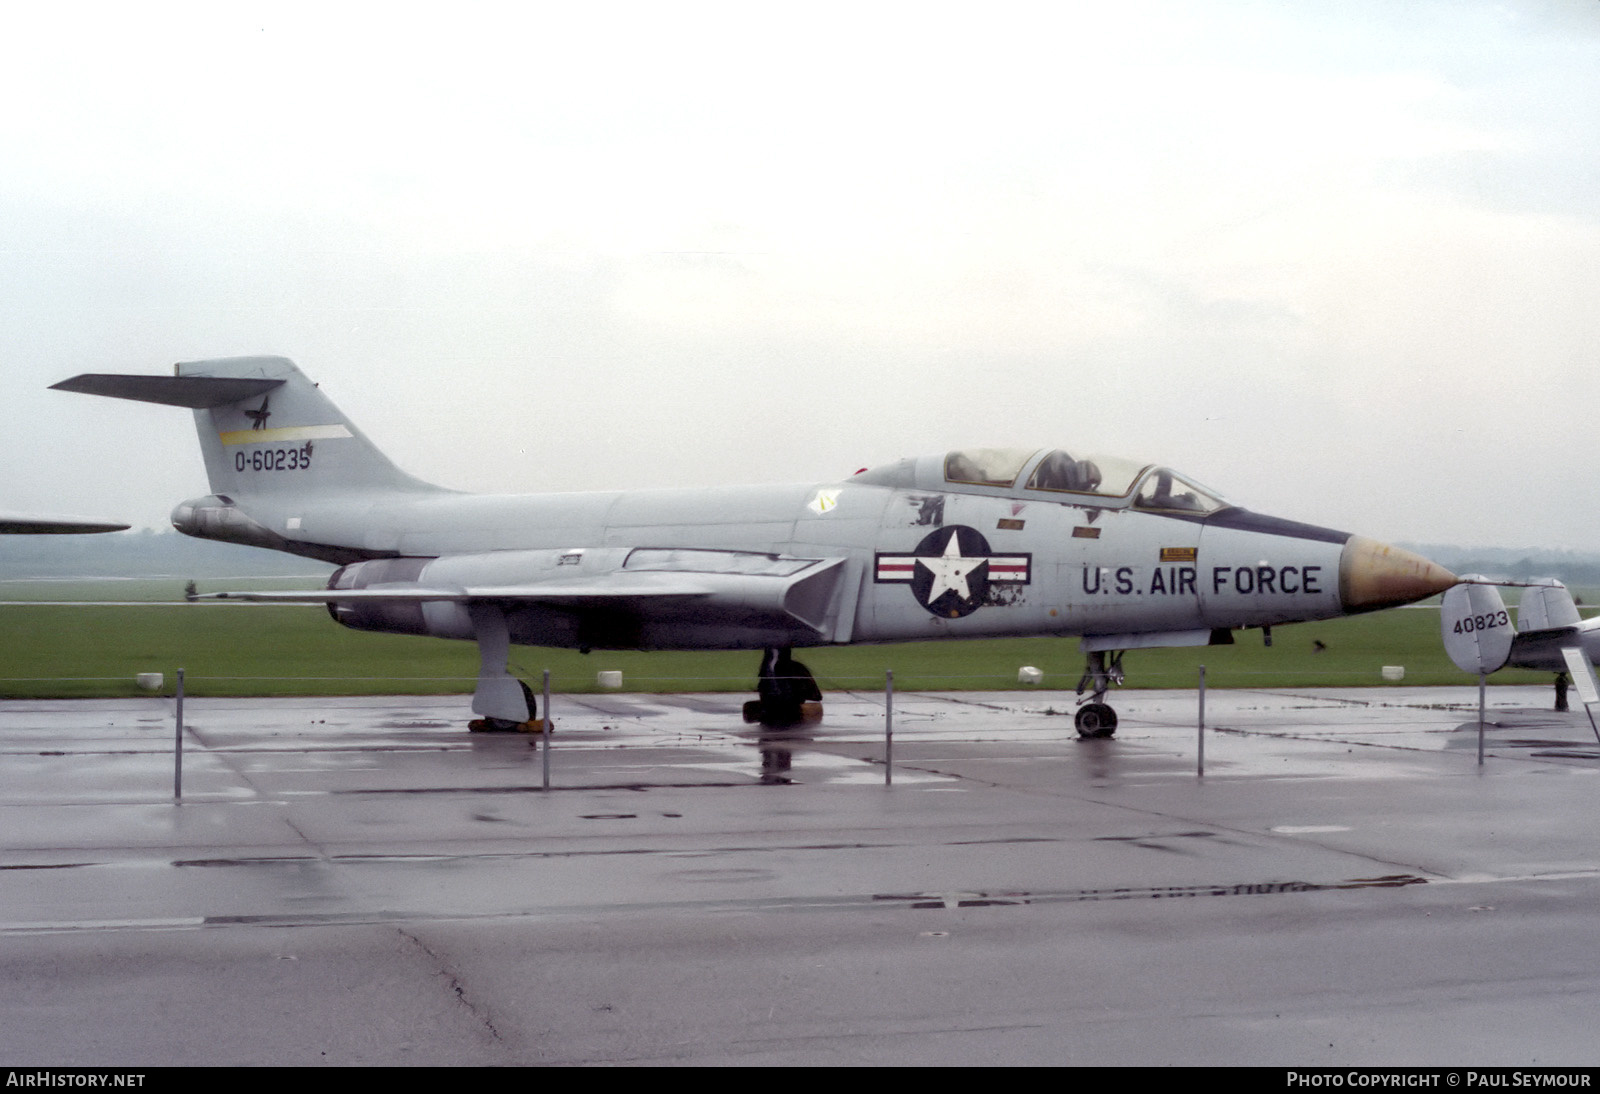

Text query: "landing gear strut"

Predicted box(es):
[466, 604, 542, 734]
[743, 647, 823, 728]
[1074, 649, 1123, 738]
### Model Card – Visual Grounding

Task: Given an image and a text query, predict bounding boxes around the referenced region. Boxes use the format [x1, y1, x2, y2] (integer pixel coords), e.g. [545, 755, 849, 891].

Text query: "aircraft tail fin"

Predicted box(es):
[1517, 580, 1581, 633]
[1441, 577, 1514, 675]
[53, 356, 446, 502]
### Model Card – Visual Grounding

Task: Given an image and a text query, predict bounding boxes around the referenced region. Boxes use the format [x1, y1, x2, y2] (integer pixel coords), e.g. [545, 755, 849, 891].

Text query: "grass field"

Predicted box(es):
[0, 578, 1561, 699]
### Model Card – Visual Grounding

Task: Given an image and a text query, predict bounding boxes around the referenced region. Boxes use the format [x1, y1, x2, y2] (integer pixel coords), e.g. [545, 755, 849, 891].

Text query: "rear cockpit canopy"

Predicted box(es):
[854, 447, 1230, 514]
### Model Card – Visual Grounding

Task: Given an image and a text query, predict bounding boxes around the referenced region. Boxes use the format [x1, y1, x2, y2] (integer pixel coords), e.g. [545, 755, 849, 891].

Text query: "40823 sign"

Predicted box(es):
[1452, 609, 1510, 634]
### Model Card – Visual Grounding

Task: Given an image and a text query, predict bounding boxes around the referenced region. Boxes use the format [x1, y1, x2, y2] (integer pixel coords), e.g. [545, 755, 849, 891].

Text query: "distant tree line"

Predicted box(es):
[0, 529, 332, 579]
[1401, 544, 1600, 588]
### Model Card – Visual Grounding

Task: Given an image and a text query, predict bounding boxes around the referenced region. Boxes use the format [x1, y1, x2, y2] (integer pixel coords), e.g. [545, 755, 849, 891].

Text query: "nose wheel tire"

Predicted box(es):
[1075, 703, 1118, 738]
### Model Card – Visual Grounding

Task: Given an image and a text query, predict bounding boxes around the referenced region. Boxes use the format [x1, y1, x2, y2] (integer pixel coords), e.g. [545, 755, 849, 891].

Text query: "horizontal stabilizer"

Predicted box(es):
[51, 374, 284, 409]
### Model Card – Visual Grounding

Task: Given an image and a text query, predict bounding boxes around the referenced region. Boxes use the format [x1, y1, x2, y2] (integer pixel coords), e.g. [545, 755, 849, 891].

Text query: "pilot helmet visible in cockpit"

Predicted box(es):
[1029, 451, 1102, 493]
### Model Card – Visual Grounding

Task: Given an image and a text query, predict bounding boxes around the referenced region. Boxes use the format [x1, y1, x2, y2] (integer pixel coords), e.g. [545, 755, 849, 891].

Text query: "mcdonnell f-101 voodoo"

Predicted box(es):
[53, 356, 1457, 736]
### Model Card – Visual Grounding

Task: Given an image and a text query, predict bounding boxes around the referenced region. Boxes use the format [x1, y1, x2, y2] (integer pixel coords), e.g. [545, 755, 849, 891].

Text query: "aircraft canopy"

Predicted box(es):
[934, 447, 1230, 514]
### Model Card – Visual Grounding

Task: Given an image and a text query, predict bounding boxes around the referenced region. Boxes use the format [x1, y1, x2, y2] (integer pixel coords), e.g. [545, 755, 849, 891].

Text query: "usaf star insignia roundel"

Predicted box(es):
[874, 525, 1031, 618]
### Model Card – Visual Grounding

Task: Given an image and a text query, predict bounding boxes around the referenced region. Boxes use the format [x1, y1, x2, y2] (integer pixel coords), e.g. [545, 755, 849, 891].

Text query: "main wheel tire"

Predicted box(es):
[470, 716, 523, 733]
[759, 705, 803, 729]
[520, 680, 539, 726]
[1075, 702, 1118, 739]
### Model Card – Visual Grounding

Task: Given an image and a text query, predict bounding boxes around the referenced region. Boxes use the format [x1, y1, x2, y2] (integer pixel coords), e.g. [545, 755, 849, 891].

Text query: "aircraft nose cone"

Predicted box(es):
[1339, 536, 1457, 612]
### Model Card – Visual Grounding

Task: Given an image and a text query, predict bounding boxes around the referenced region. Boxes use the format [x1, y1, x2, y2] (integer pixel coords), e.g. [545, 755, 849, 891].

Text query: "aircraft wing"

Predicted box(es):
[0, 511, 130, 534]
[201, 578, 717, 605]
[201, 553, 853, 638]
[202, 554, 854, 723]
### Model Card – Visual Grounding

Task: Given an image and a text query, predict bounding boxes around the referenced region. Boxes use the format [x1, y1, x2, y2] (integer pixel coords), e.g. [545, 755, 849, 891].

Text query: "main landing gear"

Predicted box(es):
[469, 679, 545, 735]
[743, 647, 823, 729]
[465, 605, 545, 736]
[1074, 649, 1123, 739]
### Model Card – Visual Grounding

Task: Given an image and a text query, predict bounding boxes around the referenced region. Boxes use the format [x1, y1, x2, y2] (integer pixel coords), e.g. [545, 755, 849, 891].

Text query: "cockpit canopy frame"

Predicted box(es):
[855, 447, 1231, 515]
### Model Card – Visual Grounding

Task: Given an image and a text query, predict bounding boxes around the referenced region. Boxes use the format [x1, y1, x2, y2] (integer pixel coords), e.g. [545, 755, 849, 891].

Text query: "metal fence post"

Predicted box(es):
[174, 667, 184, 802]
[1478, 672, 1486, 766]
[1197, 664, 1205, 778]
[885, 669, 893, 787]
[542, 669, 551, 790]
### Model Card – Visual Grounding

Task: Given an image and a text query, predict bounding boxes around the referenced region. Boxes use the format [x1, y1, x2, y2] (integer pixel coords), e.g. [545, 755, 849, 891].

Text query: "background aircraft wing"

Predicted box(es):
[0, 511, 130, 534]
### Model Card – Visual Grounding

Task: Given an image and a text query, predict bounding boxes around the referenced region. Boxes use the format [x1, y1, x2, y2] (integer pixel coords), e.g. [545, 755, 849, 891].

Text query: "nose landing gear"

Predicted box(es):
[1075, 649, 1123, 738]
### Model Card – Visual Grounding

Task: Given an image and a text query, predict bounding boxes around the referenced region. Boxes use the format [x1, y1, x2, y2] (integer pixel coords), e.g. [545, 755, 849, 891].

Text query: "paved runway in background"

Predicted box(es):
[2, 686, 1597, 1066]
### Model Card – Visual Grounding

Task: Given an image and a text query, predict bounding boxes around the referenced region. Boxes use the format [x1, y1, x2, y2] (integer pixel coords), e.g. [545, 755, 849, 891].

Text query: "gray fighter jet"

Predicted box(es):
[53, 356, 1456, 735]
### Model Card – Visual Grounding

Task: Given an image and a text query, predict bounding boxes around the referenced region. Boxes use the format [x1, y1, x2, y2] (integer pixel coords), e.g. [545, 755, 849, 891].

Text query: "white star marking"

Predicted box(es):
[918, 534, 986, 603]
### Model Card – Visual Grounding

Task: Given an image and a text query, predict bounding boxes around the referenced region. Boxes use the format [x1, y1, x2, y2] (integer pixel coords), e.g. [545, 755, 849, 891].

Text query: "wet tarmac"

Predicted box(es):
[2, 685, 1599, 1066]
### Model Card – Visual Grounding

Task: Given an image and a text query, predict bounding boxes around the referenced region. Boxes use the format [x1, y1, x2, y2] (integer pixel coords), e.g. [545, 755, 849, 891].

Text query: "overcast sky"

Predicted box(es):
[4, 1, 1598, 549]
